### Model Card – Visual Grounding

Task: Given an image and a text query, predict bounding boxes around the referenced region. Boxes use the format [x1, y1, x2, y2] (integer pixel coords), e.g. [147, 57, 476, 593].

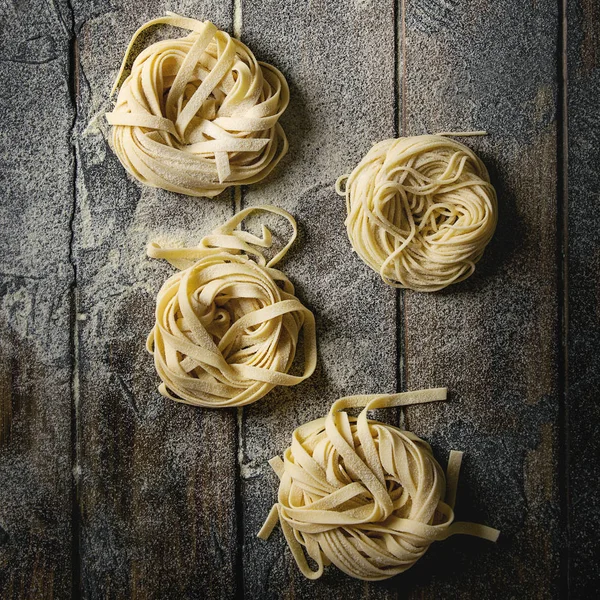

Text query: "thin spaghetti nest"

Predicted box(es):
[336, 135, 497, 291]
[259, 389, 499, 580]
[107, 13, 289, 197]
[147, 206, 316, 408]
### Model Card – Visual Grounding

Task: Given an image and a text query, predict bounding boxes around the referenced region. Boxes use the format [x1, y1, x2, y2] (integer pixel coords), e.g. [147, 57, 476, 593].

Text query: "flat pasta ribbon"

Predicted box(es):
[106, 13, 289, 197]
[147, 206, 316, 408]
[258, 388, 500, 581]
[336, 135, 498, 291]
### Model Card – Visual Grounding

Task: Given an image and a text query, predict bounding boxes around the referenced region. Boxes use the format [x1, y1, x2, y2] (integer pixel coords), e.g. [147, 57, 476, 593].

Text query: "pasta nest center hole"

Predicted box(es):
[174, 255, 302, 366]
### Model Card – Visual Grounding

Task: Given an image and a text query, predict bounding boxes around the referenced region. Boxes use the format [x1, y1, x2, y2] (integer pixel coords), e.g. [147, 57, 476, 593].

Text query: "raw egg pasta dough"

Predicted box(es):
[107, 13, 289, 197]
[147, 206, 316, 408]
[336, 135, 497, 292]
[259, 388, 500, 581]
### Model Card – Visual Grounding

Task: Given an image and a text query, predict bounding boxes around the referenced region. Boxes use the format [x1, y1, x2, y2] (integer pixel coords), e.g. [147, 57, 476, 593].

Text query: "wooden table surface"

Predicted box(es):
[1, 0, 598, 598]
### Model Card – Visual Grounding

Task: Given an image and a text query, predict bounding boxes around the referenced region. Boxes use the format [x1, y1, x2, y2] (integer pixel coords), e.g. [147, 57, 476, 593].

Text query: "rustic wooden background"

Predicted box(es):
[0, 0, 598, 598]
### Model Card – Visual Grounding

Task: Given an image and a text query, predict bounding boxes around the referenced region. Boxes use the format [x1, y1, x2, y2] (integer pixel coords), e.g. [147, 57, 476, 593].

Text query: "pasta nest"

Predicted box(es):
[106, 14, 289, 197]
[259, 389, 499, 581]
[336, 135, 497, 291]
[146, 206, 316, 408]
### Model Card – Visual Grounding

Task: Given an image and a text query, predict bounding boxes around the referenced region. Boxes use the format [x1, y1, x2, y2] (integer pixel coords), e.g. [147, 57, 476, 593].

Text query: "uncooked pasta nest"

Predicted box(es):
[259, 388, 500, 581]
[146, 206, 316, 408]
[106, 13, 289, 197]
[336, 135, 498, 292]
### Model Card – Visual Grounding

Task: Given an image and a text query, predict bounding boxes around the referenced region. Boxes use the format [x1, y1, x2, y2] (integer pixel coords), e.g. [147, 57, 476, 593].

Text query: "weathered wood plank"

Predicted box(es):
[400, 1, 561, 597]
[0, 0, 582, 597]
[71, 2, 238, 597]
[0, 0, 75, 597]
[567, 0, 600, 596]
[238, 1, 398, 598]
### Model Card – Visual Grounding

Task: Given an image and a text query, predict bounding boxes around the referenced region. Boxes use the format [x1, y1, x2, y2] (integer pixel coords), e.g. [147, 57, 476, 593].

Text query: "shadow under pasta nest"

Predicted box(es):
[429, 146, 524, 298]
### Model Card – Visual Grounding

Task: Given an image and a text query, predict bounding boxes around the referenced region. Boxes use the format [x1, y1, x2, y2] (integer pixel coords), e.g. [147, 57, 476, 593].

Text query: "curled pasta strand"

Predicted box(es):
[147, 206, 316, 408]
[107, 14, 289, 197]
[258, 388, 500, 581]
[336, 134, 498, 292]
[437, 130, 488, 137]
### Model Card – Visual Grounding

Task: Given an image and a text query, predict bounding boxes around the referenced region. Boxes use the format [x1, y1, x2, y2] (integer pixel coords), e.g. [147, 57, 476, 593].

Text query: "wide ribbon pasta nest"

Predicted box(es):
[147, 206, 316, 407]
[107, 13, 289, 197]
[336, 135, 497, 292]
[259, 389, 499, 580]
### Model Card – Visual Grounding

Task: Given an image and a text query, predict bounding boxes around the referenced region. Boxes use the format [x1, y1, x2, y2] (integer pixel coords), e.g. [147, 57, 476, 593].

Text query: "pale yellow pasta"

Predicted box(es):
[146, 206, 316, 408]
[259, 388, 500, 581]
[106, 13, 289, 197]
[336, 135, 497, 292]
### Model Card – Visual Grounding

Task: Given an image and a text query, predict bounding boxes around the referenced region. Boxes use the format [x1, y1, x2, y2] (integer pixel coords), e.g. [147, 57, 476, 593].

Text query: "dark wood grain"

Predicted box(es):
[0, 0, 594, 597]
[70, 2, 238, 597]
[567, 0, 600, 597]
[400, 0, 562, 598]
[237, 1, 398, 598]
[0, 0, 75, 598]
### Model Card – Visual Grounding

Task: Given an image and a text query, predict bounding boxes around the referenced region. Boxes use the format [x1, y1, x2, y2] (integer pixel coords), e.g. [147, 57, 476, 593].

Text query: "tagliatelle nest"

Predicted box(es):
[106, 13, 289, 197]
[146, 206, 316, 408]
[336, 135, 497, 292]
[259, 389, 500, 580]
